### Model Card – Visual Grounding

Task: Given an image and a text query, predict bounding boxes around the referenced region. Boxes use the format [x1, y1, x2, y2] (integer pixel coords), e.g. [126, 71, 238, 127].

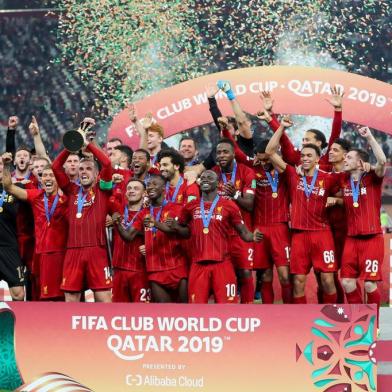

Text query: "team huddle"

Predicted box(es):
[0, 82, 386, 319]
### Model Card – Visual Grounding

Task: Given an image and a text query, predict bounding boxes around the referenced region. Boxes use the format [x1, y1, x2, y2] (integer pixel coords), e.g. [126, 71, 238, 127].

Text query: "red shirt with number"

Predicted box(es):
[179, 198, 244, 263]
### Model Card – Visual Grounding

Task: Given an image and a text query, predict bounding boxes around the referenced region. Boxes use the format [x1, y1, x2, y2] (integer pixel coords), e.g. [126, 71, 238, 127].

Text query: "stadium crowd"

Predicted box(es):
[0, 81, 388, 332]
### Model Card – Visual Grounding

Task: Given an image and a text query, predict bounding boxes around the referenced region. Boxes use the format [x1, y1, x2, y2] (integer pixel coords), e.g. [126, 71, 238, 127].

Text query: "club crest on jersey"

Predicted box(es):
[235, 180, 241, 189]
[177, 194, 183, 202]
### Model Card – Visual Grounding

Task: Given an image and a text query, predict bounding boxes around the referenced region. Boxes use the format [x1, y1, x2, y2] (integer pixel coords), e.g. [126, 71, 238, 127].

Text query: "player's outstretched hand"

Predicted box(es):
[28, 116, 39, 136]
[143, 214, 155, 228]
[358, 126, 372, 139]
[255, 110, 272, 123]
[253, 229, 263, 242]
[217, 116, 229, 130]
[223, 182, 236, 198]
[1, 152, 13, 164]
[112, 212, 122, 225]
[139, 245, 146, 256]
[281, 115, 293, 128]
[127, 103, 137, 123]
[205, 84, 219, 98]
[259, 91, 274, 112]
[325, 85, 344, 109]
[112, 173, 124, 184]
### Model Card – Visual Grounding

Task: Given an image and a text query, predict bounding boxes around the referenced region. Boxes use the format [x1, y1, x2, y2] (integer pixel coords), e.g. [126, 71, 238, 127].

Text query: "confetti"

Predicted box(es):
[57, 0, 392, 116]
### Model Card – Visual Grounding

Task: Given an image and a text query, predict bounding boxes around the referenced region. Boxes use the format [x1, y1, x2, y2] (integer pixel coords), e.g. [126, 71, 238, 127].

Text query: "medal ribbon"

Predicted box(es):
[165, 177, 183, 203]
[221, 161, 237, 185]
[200, 195, 220, 231]
[77, 186, 88, 216]
[123, 205, 142, 229]
[44, 193, 59, 224]
[265, 170, 279, 194]
[149, 200, 167, 235]
[302, 168, 319, 198]
[0, 190, 6, 210]
[350, 173, 364, 205]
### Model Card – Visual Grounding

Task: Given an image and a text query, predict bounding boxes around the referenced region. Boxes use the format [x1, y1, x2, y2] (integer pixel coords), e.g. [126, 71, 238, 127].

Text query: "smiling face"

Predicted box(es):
[300, 147, 319, 171]
[343, 151, 361, 172]
[131, 151, 149, 176]
[78, 160, 97, 187]
[216, 142, 235, 170]
[179, 139, 197, 161]
[41, 168, 58, 195]
[14, 149, 31, 172]
[106, 140, 122, 157]
[159, 156, 178, 181]
[199, 170, 218, 193]
[146, 176, 165, 201]
[125, 180, 145, 204]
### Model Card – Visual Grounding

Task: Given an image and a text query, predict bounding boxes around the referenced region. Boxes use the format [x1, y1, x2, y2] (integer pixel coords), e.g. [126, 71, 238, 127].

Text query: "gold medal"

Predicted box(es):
[0, 207, 3, 213]
[353, 202, 359, 208]
[76, 212, 82, 218]
[203, 227, 209, 234]
[272, 192, 278, 199]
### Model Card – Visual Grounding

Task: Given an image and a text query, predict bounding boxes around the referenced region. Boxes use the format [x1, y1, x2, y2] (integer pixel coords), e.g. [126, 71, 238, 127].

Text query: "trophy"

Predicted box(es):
[62, 118, 96, 152]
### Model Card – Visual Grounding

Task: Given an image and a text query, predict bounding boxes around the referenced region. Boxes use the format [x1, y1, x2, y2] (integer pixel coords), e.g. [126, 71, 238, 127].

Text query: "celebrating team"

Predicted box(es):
[0, 82, 386, 317]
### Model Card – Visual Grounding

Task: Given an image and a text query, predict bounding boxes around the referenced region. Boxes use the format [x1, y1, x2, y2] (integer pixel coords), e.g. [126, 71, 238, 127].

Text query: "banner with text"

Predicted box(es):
[109, 66, 392, 149]
[0, 303, 378, 392]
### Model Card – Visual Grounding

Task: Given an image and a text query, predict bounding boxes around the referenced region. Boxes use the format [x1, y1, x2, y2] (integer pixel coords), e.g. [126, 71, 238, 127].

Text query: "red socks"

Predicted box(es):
[323, 292, 338, 304]
[261, 281, 274, 304]
[240, 276, 255, 304]
[366, 289, 381, 327]
[346, 288, 363, 304]
[281, 283, 293, 304]
[293, 295, 307, 304]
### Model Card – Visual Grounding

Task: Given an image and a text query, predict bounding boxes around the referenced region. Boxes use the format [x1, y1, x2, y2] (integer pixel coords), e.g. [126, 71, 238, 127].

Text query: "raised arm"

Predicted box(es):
[52, 149, 71, 191]
[138, 112, 154, 150]
[86, 142, 112, 184]
[259, 92, 300, 165]
[358, 127, 386, 177]
[324, 85, 343, 155]
[1, 153, 27, 200]
[6, 116, 17, 156]
[218, 80, 252, 139]
[29, 116, 50, 161]
[128, 104, 146, 149]
[205, 85, 222, 131]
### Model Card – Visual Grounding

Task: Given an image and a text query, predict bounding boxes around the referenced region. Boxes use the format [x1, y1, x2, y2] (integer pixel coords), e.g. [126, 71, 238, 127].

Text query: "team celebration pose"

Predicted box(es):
[0, 82, 388, 309]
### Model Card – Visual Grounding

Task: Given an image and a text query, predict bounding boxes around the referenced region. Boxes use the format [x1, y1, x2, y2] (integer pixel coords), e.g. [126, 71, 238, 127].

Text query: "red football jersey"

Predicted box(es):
[212, 162, 256, 229]
[179, 198, 244, 263]
[253, 166, 290, 226]
[285, 165, 340, 230]
[112, 208, 146, 272]
[165, 177, 200, 204]
[63, 183, 111, 248]
[340, 170, 383, 236]
[26, 189, 68, 254]
[132, 203, 185, 272]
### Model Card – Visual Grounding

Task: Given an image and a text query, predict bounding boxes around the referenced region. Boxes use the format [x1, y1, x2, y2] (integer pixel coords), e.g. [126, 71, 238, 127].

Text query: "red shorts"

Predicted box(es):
[37, 252, 65, 299]
[148, 264, 188, 290]
[188, 258, 238, 304]
[253, 223, 291, 269]
[229, 234, 253, 270]
[331, 225, 347, 267]
[291, 230, 337, 275]
[112, 268, 150, 303]
[61, 246, 112, 292]
[341, 235, 384, 281]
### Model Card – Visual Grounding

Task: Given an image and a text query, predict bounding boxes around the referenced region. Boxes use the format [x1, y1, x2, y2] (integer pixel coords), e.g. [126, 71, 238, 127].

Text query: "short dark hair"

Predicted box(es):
[127, 177, 146, 189]
[217, 138, 235, 151]
[302, 143, 321, 157]
[227, 116, 238, 131]
[254, 140, 270, 154]
[80, 157, 100, 171]
[134, 148, 151, 161]
[158, 148, 185, 174]
[307, 129, 327, 149]
[107, 137, 123, 144]
[350, 148, 370, 162]
[179, 136, 198, 149]
[147, 173, 166, 185]
[114, 145, 133, 167]
[15, 145, 32, 156]
[332, 138, 351, 152]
